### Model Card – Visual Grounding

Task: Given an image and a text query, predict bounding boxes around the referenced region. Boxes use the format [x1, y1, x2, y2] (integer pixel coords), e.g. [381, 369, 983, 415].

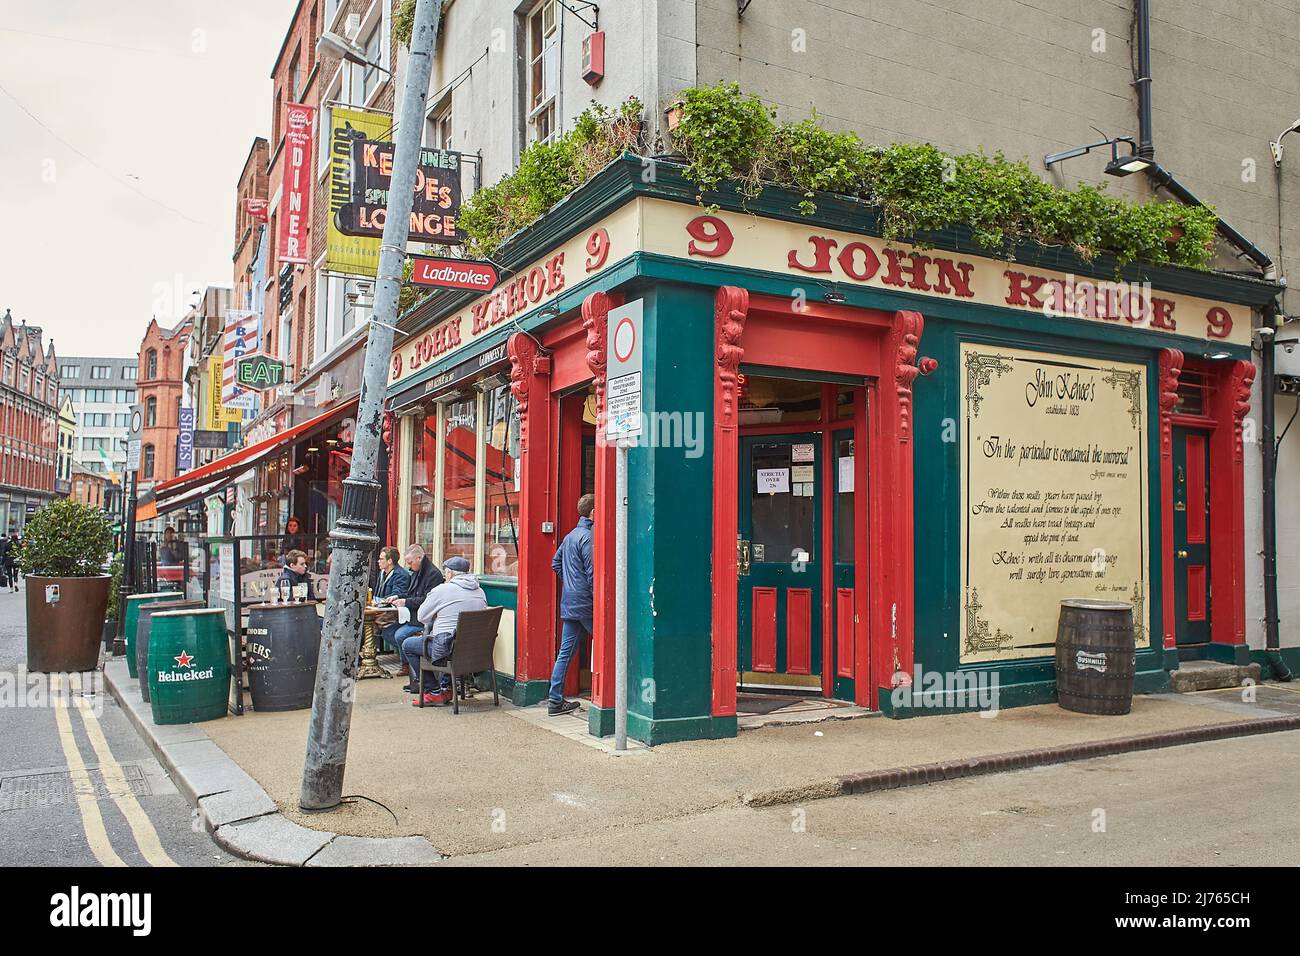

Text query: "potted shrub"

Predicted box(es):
[19, 499, 113, 672]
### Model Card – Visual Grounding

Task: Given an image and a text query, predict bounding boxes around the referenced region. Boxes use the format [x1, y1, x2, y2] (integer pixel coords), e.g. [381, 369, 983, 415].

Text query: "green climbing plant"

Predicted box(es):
[457, 98, 646, 259]
[669, 83, 1220, 269]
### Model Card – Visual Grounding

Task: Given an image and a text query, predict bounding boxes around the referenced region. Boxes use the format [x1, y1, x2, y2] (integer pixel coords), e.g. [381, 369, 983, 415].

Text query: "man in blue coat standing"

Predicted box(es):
[549, 494, 595, 716]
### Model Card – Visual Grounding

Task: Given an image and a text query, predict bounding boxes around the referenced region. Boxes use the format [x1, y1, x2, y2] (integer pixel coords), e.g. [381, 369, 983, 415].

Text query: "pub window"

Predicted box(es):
[441, 396, 478, 565]
[1174, 368, 1211, 416]
[484, 383, 520, 577]
[410, 407, 439, 552]
[526, 0, 559, 144]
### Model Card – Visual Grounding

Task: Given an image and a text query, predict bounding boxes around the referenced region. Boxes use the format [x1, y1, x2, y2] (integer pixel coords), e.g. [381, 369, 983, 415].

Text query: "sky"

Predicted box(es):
[0, 0, 298, 358]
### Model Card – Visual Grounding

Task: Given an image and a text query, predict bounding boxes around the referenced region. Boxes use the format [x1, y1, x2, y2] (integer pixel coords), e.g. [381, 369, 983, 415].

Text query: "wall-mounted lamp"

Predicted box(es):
[1044, 136, 1154, 177]
[316, 31, 392, 75]
[1269, 118, 1300, 166]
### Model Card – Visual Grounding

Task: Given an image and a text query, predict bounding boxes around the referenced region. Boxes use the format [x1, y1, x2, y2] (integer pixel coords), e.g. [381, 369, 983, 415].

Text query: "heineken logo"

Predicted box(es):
[157, 648, 214, 682]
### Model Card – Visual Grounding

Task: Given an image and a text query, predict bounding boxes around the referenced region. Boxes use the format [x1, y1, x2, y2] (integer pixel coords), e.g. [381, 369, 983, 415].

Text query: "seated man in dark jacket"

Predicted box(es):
[376, 546, 413, 651]
[382, 545, 444, 667]
[277, 550, 312, 599]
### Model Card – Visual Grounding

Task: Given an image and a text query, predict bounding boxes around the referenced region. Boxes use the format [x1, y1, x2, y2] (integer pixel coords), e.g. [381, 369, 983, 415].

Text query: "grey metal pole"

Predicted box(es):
[614, 441, 628, 751]
[299, 0, 441, 810]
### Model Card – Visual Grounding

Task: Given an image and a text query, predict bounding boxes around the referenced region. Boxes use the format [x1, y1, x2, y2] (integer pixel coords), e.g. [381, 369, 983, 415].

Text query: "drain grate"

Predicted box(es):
[0, 765, 151, 811]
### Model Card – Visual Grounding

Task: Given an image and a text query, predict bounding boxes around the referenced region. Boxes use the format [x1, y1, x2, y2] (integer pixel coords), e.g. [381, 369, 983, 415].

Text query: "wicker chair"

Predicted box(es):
[418, 606, 504, 713]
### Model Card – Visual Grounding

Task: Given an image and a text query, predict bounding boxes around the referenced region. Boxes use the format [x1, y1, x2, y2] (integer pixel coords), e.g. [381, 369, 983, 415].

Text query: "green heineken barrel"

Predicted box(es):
[136, 599, 203, 704]
[123, 592, 178, 679]
[148, 608, 231, 725]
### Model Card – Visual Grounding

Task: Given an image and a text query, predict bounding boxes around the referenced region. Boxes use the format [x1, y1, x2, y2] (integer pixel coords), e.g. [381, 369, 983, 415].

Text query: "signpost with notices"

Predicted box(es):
[605, 299, 643, 751]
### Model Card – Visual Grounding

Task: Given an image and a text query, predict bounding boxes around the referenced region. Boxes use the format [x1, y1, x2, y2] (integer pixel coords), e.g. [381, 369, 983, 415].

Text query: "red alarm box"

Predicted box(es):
[581, 31, 605, 85]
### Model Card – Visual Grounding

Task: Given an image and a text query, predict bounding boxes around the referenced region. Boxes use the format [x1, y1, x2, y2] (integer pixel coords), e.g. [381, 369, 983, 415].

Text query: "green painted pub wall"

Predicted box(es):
[897, 302, 1199, 716]
[389, 158, 1270, 742]
[587, 282, 733, 743]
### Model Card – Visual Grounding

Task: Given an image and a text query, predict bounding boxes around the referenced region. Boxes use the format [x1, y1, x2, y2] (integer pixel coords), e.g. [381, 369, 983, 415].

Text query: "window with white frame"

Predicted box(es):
[427, 103, 453, 151]
[526, 0, 559, 144]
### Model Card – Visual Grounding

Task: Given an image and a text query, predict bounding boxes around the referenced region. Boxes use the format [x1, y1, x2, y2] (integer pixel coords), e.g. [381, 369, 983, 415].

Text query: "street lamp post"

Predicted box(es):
[299, 0, 441, 811]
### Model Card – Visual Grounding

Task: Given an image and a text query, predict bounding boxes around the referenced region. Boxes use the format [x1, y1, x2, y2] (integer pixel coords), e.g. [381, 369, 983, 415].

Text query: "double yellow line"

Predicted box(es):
[51, 674, 177, 867]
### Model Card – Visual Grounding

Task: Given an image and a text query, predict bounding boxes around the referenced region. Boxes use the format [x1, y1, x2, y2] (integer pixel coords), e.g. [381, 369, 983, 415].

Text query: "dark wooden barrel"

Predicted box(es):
[245, 602, 322, 712]
[1055, 600, 1136, 715]
[136, 599, 203, 703]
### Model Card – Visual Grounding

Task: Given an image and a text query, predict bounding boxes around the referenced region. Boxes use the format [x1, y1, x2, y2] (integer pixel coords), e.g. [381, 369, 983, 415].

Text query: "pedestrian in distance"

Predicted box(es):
[548, 494, 595, 716]
[1, 531, 19, 592]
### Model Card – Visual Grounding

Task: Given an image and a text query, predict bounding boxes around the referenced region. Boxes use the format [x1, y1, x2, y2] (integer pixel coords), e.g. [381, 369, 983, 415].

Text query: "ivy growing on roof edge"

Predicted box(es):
[394, 78, 1220, 272]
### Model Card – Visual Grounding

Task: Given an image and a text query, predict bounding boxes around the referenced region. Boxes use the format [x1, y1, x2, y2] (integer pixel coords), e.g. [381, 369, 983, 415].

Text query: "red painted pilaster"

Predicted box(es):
[1157, 348, 1183, 650]
[711, 286, 749, 718]
[508, 331, 556, 682]
[583, 291, 623, 708]
[1223, 360, 1254, 646]
[875, 310, 922, 704]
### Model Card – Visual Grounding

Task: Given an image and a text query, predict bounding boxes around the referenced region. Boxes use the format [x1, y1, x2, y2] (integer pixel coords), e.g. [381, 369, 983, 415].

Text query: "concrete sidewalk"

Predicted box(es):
[193, 672, 1300, 860]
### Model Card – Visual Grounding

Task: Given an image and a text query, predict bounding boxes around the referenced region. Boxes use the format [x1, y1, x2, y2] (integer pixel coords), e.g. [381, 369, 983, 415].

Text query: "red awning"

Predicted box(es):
[151, 399, 358, 505]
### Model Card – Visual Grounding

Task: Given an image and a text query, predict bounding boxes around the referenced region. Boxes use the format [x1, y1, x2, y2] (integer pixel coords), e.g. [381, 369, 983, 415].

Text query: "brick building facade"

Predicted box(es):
[136, 317, 192, 491]
[0, 308, 61, 533]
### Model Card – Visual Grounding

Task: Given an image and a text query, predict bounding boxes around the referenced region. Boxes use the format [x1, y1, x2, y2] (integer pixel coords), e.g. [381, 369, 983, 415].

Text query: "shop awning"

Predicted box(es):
[136, 469, 254, 522]
[146, 399, 358, 510]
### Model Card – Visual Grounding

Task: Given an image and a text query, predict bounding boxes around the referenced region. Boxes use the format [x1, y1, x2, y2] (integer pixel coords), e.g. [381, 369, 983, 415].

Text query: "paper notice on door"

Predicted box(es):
[792, 464, 814, 483]
[756, 468, 789, 493]
[838, 456, 855, 492]
[792, 443, 815, 463]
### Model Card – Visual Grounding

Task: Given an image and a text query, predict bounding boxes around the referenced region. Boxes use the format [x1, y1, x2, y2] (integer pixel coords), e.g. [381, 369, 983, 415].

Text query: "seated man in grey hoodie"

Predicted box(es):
[403, 555, 488, 706]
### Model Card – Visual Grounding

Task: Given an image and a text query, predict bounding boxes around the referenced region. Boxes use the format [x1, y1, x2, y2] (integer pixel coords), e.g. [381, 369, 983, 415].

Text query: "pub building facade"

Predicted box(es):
[384, 156, 1275, 744]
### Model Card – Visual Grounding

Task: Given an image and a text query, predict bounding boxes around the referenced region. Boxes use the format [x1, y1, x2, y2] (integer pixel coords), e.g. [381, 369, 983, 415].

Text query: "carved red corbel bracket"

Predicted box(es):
[507, 332, 539, 453]
[716, 286, 749, 425]
[1157, 348, 1184, 456]
[1228, 360, 1255, 463]
[890, 310, 923, 440]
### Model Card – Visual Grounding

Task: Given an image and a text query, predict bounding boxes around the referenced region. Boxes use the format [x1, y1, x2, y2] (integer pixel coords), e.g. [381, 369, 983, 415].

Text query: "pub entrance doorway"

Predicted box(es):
[736, 373, 862, 701]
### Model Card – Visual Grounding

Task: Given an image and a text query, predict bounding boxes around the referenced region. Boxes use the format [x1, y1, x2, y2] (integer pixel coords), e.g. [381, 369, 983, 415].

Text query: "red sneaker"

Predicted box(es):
[413, 691, 451, 707]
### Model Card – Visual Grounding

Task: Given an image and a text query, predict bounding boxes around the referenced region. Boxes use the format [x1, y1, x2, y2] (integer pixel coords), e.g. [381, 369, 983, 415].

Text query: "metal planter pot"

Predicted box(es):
[25, 575, 112, 673]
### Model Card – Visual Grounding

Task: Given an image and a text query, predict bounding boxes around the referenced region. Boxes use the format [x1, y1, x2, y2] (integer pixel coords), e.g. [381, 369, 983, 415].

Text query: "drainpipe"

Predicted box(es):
[1260, 304, 1293, 679]
[1134, 0, 1154, 159]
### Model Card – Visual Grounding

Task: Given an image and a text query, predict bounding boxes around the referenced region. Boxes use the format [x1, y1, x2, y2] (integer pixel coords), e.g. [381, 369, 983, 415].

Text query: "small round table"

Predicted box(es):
[360, 606, 398, 679]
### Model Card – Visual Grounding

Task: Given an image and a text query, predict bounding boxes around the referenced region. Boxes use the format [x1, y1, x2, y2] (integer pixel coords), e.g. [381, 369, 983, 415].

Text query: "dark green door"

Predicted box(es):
[1172, 426, 1211, 657]
[738, 434, 822, 688]
[831, 429, 856, 700]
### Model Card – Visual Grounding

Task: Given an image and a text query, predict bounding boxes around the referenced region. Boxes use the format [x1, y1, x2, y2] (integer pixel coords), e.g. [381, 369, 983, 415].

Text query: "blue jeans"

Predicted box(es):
[384, 622, 418, 654]
[403, 631, 454, 694]
[389, 622, 422, 656]
[549, 618, 591, 704]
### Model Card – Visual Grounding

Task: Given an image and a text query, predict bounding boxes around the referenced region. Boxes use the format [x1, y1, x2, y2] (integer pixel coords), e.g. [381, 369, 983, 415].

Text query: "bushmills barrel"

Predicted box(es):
[245, 602, 322, 712]
[1055, 599, 1136, 715]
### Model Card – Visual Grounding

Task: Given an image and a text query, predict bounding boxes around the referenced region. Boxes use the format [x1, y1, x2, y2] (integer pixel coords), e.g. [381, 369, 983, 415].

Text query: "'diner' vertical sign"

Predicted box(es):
[277, 102, 314, 263]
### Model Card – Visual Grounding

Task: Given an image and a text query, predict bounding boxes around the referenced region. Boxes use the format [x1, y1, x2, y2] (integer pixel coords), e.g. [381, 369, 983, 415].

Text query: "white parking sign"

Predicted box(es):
[606, 300, 643, 439]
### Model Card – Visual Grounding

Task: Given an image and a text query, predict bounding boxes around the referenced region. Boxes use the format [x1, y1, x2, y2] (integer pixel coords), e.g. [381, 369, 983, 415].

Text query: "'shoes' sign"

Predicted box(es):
[337, 143, 464, 244]
[408, 256, 498, 291]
